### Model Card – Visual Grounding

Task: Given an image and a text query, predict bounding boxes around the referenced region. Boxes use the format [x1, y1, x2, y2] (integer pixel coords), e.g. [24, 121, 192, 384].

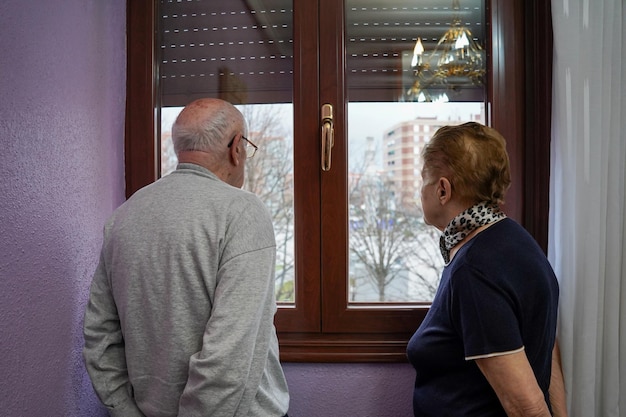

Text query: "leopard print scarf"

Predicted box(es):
[439, 202, 506, 264]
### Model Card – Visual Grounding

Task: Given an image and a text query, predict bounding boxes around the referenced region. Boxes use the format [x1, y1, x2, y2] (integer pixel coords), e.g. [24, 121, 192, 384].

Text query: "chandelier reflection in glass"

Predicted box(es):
[406, 0, 485, 102]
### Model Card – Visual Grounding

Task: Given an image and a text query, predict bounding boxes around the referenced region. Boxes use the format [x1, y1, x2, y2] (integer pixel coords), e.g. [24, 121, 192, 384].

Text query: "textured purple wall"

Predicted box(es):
[283, 362, 415, 417]
[0, 0, 126, 415]
[0, 1, 417, 416]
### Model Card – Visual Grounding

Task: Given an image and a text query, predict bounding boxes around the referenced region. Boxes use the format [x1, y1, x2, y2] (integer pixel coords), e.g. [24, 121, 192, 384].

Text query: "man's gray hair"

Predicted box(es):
[172, 103, 246, 156]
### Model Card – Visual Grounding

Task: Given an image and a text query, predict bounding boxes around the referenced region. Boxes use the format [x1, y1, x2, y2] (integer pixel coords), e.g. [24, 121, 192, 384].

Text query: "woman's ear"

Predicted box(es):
[438, 177, 452, 204]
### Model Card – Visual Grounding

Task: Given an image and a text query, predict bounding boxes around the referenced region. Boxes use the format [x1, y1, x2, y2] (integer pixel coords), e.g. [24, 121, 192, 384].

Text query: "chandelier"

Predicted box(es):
[406, 0, 485, 102]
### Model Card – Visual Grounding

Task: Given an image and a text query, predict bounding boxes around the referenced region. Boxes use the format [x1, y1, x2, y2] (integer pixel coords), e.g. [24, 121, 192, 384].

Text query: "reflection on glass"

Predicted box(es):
[346, 0, 486, 303]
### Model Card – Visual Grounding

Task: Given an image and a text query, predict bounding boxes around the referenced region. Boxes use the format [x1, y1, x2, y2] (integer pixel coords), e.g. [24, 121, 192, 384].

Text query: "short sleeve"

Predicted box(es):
[449, 265, 524, 359]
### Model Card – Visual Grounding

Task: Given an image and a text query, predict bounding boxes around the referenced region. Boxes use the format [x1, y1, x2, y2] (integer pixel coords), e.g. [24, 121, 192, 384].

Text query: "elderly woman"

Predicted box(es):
[407, 122, 567, 416]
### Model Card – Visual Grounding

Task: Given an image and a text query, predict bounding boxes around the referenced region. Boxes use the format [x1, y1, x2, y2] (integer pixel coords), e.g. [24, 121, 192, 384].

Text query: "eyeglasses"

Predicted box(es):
[227, 135, 258, 159]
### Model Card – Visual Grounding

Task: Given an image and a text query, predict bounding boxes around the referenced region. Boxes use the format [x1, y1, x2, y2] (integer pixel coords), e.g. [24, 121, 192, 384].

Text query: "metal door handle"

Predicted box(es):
[321, 104, 334, 171]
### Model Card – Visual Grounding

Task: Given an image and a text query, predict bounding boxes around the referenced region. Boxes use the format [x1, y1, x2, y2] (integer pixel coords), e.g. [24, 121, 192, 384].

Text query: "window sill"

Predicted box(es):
[278, 332, 413, 362]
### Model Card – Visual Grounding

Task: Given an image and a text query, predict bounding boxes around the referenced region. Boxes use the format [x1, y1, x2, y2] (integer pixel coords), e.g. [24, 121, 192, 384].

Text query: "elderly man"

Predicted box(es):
[84, 98, 289, 417]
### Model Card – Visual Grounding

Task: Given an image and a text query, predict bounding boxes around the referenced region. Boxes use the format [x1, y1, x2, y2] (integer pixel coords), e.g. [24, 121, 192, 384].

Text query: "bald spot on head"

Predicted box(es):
[176, 99, 230, 129]
[172, 98, 248, 187]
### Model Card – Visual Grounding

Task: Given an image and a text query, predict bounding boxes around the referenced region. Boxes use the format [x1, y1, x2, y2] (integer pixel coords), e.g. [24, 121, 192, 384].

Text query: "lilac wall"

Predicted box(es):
[0, 1, 416, 416]
[0, 0, 126, 415]
[283, 362, 415, 417]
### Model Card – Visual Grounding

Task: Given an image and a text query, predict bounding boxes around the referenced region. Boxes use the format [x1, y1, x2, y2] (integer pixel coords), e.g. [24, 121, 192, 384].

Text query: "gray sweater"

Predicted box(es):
[83, 163, 289, 417]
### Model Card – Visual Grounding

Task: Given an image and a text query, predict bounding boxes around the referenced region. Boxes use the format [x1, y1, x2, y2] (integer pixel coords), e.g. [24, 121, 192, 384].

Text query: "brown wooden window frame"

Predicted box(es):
[125, 0, 552, 362]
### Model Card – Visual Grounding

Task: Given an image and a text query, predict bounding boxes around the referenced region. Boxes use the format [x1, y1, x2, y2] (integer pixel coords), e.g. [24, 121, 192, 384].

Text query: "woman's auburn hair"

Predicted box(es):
[421, 122, 512, 205]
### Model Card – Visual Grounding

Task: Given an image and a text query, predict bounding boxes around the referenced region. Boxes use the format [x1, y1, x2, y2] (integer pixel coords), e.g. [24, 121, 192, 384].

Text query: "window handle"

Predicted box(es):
[321, 103, 334, 171]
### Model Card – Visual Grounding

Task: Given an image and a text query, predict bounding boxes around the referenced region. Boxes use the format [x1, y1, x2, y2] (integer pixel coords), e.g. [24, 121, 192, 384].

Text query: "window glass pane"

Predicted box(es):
[239, 104, 295, 303]
[160, 0, 293, 106]
[346, 0, 486, 303]
[159, 0, 295, 303]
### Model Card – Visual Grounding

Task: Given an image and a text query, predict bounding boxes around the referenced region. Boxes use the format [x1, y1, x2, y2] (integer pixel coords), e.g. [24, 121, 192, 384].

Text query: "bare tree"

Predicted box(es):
[161, 130, 178, 176]
[349, 157, 442, 302]
[240, 105, 295, 302]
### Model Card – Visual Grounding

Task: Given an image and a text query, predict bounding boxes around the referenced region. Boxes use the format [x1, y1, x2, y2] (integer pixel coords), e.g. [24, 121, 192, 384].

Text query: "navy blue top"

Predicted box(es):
[407, 218, 559, 416]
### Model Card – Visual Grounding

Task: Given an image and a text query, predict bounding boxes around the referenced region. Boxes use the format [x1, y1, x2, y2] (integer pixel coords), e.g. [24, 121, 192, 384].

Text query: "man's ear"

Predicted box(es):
[229, 135, 242, 166]
[438, 177, 452, 204]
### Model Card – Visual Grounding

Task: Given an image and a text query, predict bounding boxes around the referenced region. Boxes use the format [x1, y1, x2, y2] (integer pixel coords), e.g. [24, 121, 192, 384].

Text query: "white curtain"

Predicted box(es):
[549, 1, 626, 416]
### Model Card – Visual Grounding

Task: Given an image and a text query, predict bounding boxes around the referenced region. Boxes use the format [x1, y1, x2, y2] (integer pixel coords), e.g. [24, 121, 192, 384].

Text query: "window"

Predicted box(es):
[126, 0, 552, 361]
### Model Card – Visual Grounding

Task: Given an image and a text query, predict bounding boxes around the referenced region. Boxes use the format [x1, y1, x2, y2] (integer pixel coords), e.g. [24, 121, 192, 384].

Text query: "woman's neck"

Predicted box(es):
[448, 220, 501, 261]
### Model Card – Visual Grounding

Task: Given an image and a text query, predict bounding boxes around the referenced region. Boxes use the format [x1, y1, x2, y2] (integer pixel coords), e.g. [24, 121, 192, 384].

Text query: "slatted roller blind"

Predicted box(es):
[159, 0, 484, 105]
[160, 0, 294, 106]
